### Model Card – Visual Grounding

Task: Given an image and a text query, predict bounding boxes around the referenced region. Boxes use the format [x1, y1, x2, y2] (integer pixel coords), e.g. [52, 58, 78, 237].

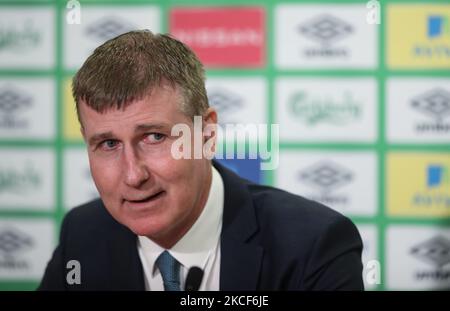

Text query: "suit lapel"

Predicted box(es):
[220, 235, 264, 290]
[214, 162, 264, 290]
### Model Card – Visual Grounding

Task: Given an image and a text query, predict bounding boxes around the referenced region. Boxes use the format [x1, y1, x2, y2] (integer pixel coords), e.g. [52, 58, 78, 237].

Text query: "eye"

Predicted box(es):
[100, 139, 119, 150]
[144, 133, 166, 144]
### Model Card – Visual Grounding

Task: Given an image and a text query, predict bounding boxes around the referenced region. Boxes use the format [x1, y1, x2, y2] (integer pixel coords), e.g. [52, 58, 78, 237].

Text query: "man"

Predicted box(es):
[39, 30, 364, 291]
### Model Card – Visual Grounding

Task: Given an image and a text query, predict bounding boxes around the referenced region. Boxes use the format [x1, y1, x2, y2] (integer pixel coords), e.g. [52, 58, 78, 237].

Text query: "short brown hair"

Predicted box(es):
[72, 30, 209, 124]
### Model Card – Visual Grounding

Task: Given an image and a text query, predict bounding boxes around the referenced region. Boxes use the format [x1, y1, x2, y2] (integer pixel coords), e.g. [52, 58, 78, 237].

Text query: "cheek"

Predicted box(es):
[157, 157, 195, 183]
[164, 161, 206, 205]
[89, 157, 120, 195]
[152, 159, 197, 200]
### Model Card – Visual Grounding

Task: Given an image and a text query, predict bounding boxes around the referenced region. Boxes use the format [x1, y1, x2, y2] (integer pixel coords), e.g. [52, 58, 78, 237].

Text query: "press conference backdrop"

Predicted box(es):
[0, 0, 449, 291]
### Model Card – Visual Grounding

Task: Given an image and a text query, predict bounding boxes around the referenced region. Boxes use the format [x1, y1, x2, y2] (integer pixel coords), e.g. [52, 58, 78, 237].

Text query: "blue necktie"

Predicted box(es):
[156, 251, 181, 291]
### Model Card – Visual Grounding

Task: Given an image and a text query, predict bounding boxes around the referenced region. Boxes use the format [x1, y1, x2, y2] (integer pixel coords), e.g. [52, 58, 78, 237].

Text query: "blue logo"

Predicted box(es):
[427, 164, 449, 188]
[428, 15, 449, 38]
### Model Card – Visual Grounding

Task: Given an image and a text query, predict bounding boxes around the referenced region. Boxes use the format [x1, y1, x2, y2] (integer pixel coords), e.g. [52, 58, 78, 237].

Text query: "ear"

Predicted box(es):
[202, 107, 217, 143]
[203, 107, 217, 125]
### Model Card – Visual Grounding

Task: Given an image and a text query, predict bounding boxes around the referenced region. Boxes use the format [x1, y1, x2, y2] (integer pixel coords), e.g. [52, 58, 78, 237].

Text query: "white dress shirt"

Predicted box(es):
[137, 166, 224, 291]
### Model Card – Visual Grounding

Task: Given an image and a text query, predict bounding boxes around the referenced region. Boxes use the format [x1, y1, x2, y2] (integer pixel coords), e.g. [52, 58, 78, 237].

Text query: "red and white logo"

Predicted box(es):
[170, 7, 265, 68]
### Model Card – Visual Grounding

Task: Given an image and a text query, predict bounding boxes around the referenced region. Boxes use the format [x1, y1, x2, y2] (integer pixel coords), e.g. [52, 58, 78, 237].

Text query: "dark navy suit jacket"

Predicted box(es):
[38, 162, 364, 290]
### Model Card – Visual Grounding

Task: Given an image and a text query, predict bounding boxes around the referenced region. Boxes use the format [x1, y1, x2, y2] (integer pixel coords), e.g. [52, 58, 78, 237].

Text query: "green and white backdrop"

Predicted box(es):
[0, 0, 449, 291]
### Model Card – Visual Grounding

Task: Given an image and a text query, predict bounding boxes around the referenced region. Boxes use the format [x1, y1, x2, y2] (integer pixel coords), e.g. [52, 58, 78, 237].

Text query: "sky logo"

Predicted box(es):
[427, 164, 449, 188]
[427, 15, 449, 38]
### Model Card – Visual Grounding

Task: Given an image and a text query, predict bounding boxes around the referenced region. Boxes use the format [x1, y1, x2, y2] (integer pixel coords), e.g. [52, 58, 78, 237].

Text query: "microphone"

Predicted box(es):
[185, 266, 204, 291]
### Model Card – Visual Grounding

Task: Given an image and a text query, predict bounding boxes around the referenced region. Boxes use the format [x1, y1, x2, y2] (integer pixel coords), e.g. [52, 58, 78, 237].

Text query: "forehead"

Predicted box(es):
[79, 84, 190, 134]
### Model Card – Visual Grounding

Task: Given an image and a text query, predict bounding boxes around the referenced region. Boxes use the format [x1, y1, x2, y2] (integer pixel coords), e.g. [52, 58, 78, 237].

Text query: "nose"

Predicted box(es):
[123, 147, 150, 188]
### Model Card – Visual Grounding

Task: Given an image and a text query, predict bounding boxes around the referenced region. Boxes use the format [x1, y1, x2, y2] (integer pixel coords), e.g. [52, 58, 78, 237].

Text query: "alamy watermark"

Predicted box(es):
[365, 259, 381, 285]
[66, 259, 81, 285]
[366, 0, 381, 25]
[171, 116, 279, 171]
[65, 258, 381, 286]
[66, 0, 81, 25]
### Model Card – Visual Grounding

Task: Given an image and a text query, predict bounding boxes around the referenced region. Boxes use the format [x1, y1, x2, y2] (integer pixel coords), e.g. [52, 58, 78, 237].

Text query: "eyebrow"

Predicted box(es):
[87, 123, 170, 146]
[88, 132, 114, 147]
[135, 123, 169, 133]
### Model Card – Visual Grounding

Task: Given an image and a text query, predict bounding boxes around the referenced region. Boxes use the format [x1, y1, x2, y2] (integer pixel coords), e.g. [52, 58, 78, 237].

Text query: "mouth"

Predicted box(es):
[124, 190, 166, 206]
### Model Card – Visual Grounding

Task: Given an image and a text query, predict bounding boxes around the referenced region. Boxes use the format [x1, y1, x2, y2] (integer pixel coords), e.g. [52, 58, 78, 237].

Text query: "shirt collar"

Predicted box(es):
[138, 165, 224, 276]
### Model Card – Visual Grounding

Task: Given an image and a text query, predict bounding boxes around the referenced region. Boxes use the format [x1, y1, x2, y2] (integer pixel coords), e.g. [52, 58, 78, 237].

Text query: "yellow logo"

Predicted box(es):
[387, 153, 450, 218]
[63, 78, 83, 141]
[387, 4, 450, 69]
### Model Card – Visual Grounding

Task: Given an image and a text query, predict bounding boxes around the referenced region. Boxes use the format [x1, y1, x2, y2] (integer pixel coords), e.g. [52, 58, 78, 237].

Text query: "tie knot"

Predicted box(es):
[156, 251, 181, 291]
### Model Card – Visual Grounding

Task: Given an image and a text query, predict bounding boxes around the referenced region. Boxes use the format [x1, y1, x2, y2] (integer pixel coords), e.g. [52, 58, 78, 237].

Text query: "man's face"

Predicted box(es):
[79, 84, 215, 248]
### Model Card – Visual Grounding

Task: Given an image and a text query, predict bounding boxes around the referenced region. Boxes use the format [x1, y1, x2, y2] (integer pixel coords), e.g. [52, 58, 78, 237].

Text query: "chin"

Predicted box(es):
[125, 218, 165, 238]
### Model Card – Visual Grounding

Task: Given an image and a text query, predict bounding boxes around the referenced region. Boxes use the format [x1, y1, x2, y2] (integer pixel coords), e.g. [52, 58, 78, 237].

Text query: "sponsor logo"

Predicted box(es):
[428, 15, 449, 39]
[387, 154, 450, 217]
[0, 162, 41, 195]
[276, 5, 377, 69]
[0, 228, 33, 270]
[207, 88, 243, 125]
[413, 14, 450, 61]
[427, 165, 449, 188]
[413, 163, 450, 207]
[289, 91, 362, 126]
[411, 235, 450, 267]
[0, 20, 41, 52]
[85, 17, 136, 42]
[299, 14, 352, 58]
[170, 8, 265, 67]
[298, 161, 352, 206]
[387, 5, 450, 68]
[412, 164, 450, 209]
[411, 88, 450, 133]
[410, 235, 450, 281]
[0, 85, 32, 129]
